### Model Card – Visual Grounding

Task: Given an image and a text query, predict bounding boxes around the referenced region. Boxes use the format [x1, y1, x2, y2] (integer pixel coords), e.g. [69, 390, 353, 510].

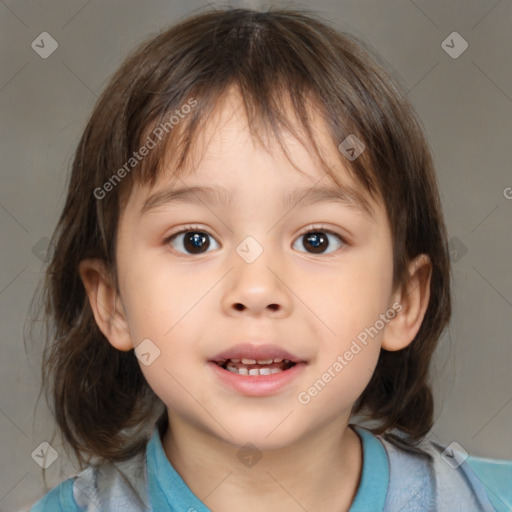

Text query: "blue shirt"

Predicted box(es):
[30, 424, 512, 511]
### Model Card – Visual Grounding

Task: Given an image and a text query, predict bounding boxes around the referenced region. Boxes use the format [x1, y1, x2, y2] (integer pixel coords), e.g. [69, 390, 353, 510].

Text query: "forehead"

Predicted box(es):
[123, 88, 382, 220]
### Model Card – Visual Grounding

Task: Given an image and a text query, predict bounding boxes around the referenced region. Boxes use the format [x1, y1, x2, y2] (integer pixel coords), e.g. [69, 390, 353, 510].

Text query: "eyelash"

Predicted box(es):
[163, 224, 347, 257]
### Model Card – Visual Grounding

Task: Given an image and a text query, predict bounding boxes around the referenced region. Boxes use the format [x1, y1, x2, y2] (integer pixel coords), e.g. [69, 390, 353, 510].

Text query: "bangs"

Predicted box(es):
[113, 8, 381, 209]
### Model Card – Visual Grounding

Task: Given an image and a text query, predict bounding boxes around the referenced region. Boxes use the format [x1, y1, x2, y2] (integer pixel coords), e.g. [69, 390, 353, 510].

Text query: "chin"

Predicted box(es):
[211, 416, 307, 452]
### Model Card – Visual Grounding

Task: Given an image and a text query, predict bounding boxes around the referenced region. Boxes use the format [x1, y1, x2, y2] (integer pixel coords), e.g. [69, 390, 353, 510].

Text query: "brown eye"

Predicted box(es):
[304, 232, 328, 253]
[167, 230, 220, 255]
[293, 229, 345, 255]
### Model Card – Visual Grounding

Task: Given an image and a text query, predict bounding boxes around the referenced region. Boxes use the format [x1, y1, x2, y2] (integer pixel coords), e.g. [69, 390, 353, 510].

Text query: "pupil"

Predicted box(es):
[305, 232, 328, 253]
[185, 232, 209, 254]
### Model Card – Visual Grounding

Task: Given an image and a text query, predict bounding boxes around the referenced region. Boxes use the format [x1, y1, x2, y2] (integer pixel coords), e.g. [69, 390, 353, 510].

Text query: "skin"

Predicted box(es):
[79, 88, 432, 511]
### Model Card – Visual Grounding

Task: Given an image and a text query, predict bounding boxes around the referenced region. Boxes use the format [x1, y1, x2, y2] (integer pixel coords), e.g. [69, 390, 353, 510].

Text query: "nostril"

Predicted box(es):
[232, 303, 279, 312]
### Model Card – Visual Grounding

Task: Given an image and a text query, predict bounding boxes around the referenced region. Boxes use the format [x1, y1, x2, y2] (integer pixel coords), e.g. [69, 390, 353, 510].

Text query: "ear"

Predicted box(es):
[78, 258, 134, 351]
[382, 254, 432, 352]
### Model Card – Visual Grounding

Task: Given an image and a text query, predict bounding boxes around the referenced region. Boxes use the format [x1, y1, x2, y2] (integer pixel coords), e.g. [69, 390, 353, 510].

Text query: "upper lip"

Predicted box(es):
[210, 343, 306, 363]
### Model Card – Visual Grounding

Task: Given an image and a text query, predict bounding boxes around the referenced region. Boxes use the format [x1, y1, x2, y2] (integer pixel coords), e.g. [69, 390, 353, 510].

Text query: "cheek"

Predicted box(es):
[296, 353, 378, 422]
[119, 247, 205, 341]
[317, 253, 393, 337]
[121, 257, 208, 406]
[308, 243, 393, 386]
[118, 248, 219, 387]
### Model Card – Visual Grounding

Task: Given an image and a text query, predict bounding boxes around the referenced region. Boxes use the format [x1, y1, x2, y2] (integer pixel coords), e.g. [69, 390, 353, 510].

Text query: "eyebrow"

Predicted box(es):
[140, 184, 374, 218]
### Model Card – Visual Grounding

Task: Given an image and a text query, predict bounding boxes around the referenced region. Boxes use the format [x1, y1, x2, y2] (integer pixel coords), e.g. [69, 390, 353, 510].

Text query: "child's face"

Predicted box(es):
[111, 90, 401, 448]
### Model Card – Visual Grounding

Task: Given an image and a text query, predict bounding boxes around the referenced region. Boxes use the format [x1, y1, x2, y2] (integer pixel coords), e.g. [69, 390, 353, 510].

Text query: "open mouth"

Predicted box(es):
[214, 358, 297, 376]
[209, 346, 306, 395]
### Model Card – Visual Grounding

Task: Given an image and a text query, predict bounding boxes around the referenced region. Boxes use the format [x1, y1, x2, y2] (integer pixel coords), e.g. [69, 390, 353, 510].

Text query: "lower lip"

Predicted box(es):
[208, 361, 307, 397]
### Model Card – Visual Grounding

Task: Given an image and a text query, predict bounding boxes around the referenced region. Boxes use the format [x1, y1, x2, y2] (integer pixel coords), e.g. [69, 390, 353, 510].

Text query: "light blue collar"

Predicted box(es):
[146, 424, 389, 511]
[350, 425, 389, 511]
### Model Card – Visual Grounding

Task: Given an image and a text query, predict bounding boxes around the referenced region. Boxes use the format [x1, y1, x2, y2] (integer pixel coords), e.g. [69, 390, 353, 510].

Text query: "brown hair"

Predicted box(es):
[31, 6, 451, 468]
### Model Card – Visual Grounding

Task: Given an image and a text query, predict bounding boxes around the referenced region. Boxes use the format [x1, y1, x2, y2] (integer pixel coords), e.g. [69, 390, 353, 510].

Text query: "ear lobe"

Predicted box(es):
[381, 254, 432, 352]
[78, 258, 134, 351]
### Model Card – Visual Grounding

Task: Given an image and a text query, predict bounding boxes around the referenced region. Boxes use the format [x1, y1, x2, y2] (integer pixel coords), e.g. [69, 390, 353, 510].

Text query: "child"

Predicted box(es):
[29, 6, 510, 512]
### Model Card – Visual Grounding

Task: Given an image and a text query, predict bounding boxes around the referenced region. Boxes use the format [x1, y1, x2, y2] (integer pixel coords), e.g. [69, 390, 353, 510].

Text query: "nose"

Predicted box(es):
[221, 242, 293, 318]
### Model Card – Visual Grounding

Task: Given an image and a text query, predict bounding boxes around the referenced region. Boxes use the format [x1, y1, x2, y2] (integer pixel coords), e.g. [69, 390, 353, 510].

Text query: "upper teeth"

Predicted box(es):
[220, 358, 294, 376]
[229, 366, 282, 375]
[237, 358, 285, 364]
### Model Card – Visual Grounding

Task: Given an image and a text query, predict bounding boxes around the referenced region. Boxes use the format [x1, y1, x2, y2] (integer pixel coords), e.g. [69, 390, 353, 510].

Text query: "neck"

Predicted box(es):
[161, 414, 363, 512]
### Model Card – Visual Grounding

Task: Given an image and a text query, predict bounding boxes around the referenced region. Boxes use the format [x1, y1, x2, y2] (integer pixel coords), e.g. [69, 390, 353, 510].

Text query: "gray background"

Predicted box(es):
[1, 0, 511, 510]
